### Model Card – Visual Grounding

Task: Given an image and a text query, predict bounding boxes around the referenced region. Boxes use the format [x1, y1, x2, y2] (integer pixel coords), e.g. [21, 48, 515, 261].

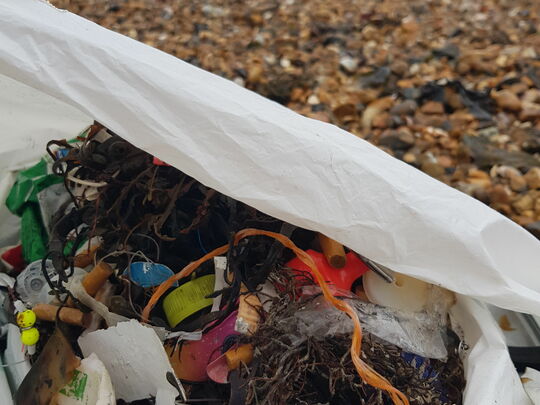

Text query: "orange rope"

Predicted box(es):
[141, 228, 409, 405]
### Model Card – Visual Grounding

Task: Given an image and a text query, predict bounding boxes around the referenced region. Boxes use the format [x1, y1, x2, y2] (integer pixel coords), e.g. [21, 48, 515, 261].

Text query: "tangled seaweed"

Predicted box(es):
[241, 270, 465, 405]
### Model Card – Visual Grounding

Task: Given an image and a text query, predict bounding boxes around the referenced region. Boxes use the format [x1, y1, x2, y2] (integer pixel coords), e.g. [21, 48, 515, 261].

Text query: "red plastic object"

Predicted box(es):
[1, 245, 25, 273]
[286, 249, 369, 291]
[152, 157, 171, 166]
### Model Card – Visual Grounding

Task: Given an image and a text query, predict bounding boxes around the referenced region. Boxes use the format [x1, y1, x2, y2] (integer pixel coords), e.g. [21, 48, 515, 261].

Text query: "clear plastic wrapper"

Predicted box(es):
[286, 290, 450, 359]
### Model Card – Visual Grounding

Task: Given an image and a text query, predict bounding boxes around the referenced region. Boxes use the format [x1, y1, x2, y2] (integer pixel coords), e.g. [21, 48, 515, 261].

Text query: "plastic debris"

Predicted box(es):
[57, 353, 115, 405]
[125, 262, 176, 288]
[163, 274, 215, 328]
[207, 344, 253, 384]
[33, 304, 91, 327]
[78, 320, 180, 404]
[522, 368, 540, 404]
[5, 159, 64, 262]
[15, 260, 56, 306]
[1, 2, 540, 403]
[291, 295, 449, 359]
[317, 233, 347, 268]
[168, 310, 239, 382]
[0, 124, 480, 404]
[0, 245, 25, 274]
[67, 275, 129, 328]
[363, 269, 430, 312]
[287, 249, 370, 291]
[81, 262, 115, 298]
[15, 328, 80, 405]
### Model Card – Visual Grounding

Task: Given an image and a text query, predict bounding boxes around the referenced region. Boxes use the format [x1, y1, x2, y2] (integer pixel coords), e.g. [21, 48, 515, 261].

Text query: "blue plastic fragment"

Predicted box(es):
[401, 352, 447, 401]
[125, 262, 178, 288]
[56, 149, 69, 159]
[401, 352, 438, 380]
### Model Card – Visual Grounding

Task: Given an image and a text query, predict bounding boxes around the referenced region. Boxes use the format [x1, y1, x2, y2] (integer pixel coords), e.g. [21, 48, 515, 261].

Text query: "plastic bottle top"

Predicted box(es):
[16, 260, 56, 306]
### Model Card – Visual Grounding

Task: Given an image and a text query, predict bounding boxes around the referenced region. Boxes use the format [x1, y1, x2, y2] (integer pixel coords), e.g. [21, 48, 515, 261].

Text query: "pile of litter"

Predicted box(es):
[0, 123, 465, 404]
[51, 0, 540, 235]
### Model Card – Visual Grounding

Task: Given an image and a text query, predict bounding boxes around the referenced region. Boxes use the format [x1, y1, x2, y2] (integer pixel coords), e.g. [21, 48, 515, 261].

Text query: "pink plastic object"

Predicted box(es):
[206, 352, 230, 383]
[286, 249, 369, 291]
[173, 311, 239, 382]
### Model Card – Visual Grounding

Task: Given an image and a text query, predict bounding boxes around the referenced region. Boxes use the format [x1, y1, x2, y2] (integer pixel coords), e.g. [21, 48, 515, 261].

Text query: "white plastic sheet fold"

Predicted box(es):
[450, 297, 533, 404]
[0, 73, 91, 248]
[0, 0, 539, 403]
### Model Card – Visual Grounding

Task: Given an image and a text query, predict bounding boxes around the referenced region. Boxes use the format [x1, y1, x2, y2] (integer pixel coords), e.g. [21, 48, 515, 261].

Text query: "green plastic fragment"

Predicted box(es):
[5, 158, 63, 262]
[20, 205, 48, 263]
[6, 159, 62, 215]
[59, 369, 88, 400]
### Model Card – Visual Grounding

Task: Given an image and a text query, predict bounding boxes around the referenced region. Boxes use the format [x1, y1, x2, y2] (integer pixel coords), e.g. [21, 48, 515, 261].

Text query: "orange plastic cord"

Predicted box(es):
[141, 228, 409, 405]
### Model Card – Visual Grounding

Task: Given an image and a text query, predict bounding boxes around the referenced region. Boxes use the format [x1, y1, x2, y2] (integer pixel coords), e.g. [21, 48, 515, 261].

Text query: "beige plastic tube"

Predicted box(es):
[82, 262, 114, 297]
[33, 303, 90, 327]
[318, 233, 347, 268]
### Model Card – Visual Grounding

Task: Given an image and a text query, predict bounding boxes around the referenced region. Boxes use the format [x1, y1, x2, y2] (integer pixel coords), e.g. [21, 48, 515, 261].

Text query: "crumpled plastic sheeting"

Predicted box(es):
[288, 296, 448, 359]
[0, 0, 539, 316]
[450, 296, 533, 405]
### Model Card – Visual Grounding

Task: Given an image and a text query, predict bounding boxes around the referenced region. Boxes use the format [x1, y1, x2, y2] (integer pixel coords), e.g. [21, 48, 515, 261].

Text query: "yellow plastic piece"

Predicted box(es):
[21, 327, 40, 346]
[163, 274, 215, 327]
[16, 310, 37, 328]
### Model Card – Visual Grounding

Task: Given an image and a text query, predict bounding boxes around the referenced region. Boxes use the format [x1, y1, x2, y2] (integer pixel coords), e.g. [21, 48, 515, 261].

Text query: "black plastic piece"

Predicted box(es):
[509, 346, 540, 372]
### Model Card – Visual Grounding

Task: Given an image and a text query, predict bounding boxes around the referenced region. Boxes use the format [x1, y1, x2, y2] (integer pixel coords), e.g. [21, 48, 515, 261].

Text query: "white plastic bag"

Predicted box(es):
[0, 1, 539, 403]
[450, 296, 533, 404]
